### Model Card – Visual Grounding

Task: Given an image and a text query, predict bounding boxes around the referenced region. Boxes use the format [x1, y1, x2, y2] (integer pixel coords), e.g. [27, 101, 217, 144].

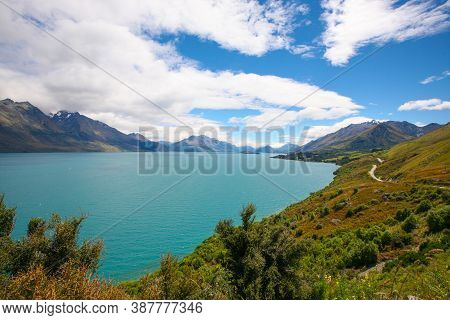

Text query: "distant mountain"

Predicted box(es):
[254, 143, 300, 154]
[237, 145, 256, 153]
[0, 99, 157, 152]
[301, 120, 442, 153]
[274, 143, 301, 154]
[255, 145, 275, 153]
[1, 99, 443, 154]
[171, 135, 239, 152]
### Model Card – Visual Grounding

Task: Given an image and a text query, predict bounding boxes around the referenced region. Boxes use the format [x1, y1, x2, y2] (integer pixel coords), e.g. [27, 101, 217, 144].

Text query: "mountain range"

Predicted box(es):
[0, 99, 299, 153]
[300, 120, 442, 153]
[0, 99, 443, 154]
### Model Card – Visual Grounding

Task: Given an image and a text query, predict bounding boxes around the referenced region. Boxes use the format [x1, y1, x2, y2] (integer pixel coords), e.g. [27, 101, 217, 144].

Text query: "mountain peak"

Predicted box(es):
[0, 98, 14, 104]
[301, 120, 442, 153]
[51, 110, 80, 121]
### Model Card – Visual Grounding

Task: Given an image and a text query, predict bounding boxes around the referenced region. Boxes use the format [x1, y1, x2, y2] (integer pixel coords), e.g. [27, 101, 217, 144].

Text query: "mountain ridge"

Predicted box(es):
[301, 120, 442, 153]
[0, 99, 443, 154]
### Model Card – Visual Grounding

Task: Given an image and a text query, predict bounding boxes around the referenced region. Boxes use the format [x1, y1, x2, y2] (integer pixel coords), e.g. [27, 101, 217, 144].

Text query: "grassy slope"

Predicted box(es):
[177, 124, 450, 299]
[279, 124, 449, 238]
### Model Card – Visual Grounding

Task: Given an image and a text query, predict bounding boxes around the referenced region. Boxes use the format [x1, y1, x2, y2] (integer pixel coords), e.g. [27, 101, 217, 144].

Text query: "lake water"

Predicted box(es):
[0, 153, 337, 280]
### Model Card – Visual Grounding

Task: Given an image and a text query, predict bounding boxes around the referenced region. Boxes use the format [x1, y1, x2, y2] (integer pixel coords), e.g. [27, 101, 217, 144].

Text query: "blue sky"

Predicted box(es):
[180, 6, 450, 129]
[0, 0, 449, 145]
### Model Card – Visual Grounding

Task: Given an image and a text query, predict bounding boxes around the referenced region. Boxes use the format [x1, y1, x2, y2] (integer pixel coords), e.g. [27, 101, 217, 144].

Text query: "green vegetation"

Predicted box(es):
[277, 150, 368, 165]
[427, 206, 450, 233]
[1, 125, 449, 299]
[0, 195, 127, 299]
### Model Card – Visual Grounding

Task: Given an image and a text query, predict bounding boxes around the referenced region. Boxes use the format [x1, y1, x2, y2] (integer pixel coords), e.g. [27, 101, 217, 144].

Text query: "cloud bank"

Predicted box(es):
[0, 0, 362, 134]
[321, 0, 450, 65]
[399, 98, 450, 111]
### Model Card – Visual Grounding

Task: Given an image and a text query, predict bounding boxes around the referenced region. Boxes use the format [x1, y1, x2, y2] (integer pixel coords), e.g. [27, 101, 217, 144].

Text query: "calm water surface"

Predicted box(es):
[0, 153, 337, 279]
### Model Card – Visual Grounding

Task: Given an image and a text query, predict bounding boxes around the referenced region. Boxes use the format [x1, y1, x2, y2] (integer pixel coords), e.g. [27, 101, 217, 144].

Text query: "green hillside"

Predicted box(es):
[1, 125, 449, 299]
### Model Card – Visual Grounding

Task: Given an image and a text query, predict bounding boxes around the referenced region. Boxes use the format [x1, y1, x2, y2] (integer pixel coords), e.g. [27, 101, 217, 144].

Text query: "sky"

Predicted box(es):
[0, 0, 449, 146]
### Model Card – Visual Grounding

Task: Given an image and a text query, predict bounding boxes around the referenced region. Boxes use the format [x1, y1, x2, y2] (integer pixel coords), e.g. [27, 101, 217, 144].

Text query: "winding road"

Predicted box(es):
[368, 158, 384, 182]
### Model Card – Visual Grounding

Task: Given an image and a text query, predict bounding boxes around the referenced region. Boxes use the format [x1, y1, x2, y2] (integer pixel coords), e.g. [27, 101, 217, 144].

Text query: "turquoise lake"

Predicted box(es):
[0, 153, 338, 280]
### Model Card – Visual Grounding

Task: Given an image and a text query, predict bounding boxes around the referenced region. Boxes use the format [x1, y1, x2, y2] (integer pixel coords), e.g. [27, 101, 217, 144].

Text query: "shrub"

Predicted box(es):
[384, 217, 398, 226]
[215, 204, 305, 299]
[346, 204, 368, 218]
[395, 208, 411, 222]
[391, 232, 412, 248]
[426, 206, 450, 233]
[346, 209, 354, 218]
[416, 200, 432, 214]
[357, 226, 384, 242]
[329, 189, 343, 200]
[333, 200, 348, 211]
[398, 251, 426, 267]
[320, 207, 330, 217]
[0, 195, 16, 237]
[354, 204, 369, 214]
[379, 231, 393, 248]
[419, 239, 446, 253]
[402, 215, 418, 233]
[382, 260, 398, 273]
[441, 191, 449, 204]
[344, 241, 378, 268]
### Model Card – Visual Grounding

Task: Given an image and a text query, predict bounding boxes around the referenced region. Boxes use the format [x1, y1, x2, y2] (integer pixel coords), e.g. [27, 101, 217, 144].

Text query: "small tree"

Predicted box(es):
[215, 204, 304, 299]
[4, 212, 103, 276]
[0, 195, 16, 237]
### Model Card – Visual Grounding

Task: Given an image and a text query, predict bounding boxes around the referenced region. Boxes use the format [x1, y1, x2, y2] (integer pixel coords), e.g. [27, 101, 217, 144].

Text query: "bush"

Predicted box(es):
[402, 215, 418, 233]
[395, 208, 411, 222]
[344, 241, 378, 268]
[384, 217, 398, 226]
[346, 204, 369, 218]
[329, 189, 343, 200]
[0, 195, 15, 237]
[426, 206, 450, 233]
[333, 200, 348, 211]
[320, 207, 330, 217]
[416, 200, 432, 214]
[391, 232, 412, 248]
[354, 204, 369, 214]
[379, 231, 393, 248]
[346, 208, 354, 217]
[215, 204, 305, 299]
[398, 251, 426, 267]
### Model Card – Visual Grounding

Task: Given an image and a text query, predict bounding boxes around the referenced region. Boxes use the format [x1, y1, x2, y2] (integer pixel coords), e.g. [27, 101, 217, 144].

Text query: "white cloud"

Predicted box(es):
[398, 99, 450, 111]
[321, 0, 450, 65]
[399, 98, 450, 111]
[420, 70, 450, 84]
[0, 0, 363, 135]
[303, 116, 374, 143]
[7, 0, 309, 56]
[290, 44, 315, 57]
